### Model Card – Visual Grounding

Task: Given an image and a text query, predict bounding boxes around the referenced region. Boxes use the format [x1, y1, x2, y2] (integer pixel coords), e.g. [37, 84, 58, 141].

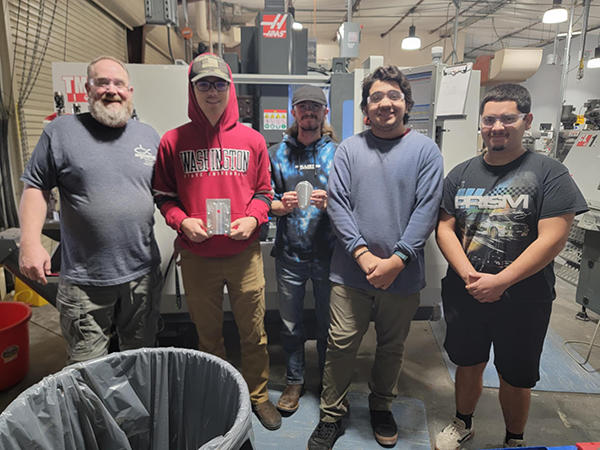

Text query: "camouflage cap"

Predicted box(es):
[190, 54, 231, 83]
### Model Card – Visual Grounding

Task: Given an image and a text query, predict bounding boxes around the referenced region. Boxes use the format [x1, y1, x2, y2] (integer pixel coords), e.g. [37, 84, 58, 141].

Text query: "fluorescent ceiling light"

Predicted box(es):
[557, 30, 581, 37]
[402, 25, 421, 50]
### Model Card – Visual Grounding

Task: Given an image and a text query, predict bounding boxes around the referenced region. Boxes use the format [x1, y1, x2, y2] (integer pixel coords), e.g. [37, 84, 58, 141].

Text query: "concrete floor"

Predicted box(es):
[1, 277, 599, 448]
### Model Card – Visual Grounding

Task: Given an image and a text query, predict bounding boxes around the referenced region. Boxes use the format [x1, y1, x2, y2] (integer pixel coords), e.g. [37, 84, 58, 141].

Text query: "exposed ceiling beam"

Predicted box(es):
[464, 20, 542, 56]
[428, 0, 482, 35]
[331, 0, 362, 41]
[380, 0, 426, 38]
[530, 22, 600, 47]
[420, 0, 512, 52]
[440, 0, 512, 38]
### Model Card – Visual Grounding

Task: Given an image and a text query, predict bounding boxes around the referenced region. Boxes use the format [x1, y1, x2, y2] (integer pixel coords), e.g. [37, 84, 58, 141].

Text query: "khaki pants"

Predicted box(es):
[180, 240, 270, 404]
[320, 283, 420, 422]
[56, 265, 163, 365]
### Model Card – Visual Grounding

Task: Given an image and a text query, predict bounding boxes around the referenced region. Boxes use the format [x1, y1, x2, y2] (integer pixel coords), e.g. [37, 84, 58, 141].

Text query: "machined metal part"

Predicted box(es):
[206, 199, 231, 236]
[295, 181, 313, 210]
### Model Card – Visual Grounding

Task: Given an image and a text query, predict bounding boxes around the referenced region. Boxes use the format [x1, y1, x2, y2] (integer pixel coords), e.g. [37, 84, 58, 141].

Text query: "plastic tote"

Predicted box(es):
[0, 301, 32, 391]
[0, 348, 253, 449]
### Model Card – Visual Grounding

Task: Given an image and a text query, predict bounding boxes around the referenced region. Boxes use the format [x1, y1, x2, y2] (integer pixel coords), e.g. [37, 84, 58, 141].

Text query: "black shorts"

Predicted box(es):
[441, 274, 552, 389]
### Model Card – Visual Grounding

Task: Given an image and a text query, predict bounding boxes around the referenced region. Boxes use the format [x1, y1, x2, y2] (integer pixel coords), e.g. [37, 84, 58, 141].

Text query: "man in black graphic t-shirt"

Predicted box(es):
[434, 84, 588, 450]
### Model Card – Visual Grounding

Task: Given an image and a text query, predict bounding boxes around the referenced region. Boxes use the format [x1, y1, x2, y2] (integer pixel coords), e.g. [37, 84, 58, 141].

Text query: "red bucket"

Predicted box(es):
[0, 302, 33, 391]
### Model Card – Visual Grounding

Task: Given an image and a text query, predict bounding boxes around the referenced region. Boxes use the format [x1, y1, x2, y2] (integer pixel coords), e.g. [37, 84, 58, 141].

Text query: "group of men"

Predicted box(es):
[18, 53, 587, 450]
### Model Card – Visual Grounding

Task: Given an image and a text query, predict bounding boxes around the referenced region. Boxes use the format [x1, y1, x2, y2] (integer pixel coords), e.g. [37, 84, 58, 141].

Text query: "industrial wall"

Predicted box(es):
[8, 0, 127, 162]
[317, 31, 465, 69]
[5, 0, 190, 172]
[145, 41, 173, 65]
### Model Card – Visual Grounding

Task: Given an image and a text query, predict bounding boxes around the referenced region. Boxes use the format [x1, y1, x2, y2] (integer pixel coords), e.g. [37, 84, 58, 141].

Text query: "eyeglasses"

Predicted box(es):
[294, 102, 325, 112]
[89, 78, 129, 91]
[481, 113, 527, 127]
[194, 80, 230, 92]
[367, 90, 405, 104]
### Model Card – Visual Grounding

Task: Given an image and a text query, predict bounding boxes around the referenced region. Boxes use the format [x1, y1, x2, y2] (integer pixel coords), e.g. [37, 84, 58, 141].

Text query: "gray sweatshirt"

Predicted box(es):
[328, 129, 444, 295]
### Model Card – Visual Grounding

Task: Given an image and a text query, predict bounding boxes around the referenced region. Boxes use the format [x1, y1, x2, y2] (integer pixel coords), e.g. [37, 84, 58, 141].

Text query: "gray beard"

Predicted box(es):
[89, 97, 133, 128]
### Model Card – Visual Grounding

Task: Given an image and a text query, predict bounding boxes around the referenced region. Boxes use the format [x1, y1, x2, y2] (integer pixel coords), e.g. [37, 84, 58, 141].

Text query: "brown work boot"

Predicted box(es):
[253, 399, 282, 430]
[277, 384, 306, 413]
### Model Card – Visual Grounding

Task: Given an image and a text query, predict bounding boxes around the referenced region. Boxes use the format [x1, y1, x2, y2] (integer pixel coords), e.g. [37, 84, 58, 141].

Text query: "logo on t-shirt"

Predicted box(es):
[454, 186, 534, 273]
[296, 163, 321, 170]
[134, 145, 156, 166]
[454, 188, 529, 210]
[179, 148, 250, 177]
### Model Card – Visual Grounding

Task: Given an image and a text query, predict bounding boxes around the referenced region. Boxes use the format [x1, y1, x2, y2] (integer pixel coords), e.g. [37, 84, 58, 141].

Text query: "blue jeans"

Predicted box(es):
[276, 257, 331, 385]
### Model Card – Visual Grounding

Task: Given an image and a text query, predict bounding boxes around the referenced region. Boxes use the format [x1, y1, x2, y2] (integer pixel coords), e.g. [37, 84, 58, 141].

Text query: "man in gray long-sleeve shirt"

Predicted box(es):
[307, 66, 444, 450]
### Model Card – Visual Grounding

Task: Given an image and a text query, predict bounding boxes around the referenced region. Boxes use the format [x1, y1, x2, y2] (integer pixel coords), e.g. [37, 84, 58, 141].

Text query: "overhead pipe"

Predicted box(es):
[217, 0, 222, 57]
[451, 0, 460, 63]
[465, 20, 542, 57]
[208, 0, 212, 51]
[182, 0, 191, 61]
[194, 0, 239, 48]
[421, 0, 512, 52]
[551, 23, 560, 63]
[331, 0, 361, 41]
[576, 0, 591, 80]
[381, 0, 425, 38]
[551, 0, 576, 159]
[429, 0, 481, 35]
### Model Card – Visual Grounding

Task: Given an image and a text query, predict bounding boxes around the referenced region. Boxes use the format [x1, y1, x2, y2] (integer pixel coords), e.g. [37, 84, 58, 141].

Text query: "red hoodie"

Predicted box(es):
[153, 55, 273, 258]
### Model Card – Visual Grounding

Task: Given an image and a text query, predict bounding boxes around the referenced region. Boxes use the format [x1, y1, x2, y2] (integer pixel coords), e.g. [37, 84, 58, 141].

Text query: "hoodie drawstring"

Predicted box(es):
[204, 126, 211, 174]
[202, 126, 225, 174]
[218, 128, 224, 169]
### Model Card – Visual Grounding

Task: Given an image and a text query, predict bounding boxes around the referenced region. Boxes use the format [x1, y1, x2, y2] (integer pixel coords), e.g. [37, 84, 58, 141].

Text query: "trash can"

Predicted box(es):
[0, 348, 253, 449]
[0, 301, 32, 391]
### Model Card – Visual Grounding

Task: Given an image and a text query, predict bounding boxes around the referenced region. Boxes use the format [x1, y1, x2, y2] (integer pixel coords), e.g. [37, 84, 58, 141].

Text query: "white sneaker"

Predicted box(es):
[504, 438, 526, 448]
[435, 418, 475, 450]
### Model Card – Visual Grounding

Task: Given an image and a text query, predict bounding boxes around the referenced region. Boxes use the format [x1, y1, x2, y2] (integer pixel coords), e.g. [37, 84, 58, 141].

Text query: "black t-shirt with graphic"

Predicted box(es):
[441, 151, 588, 302]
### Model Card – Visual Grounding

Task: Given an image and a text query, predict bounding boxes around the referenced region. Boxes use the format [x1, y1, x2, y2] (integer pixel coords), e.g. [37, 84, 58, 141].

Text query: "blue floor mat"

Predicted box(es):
[251, 390, 430, 449]
[430, 319, 600, 394]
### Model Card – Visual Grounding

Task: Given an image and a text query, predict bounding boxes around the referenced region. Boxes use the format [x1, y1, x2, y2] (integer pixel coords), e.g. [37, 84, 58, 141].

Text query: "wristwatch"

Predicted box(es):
[393, 250, 411, 265]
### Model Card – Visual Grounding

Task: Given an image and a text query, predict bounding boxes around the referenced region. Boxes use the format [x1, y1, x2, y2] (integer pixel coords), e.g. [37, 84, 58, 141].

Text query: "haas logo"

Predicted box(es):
[261, 14, 287, 38]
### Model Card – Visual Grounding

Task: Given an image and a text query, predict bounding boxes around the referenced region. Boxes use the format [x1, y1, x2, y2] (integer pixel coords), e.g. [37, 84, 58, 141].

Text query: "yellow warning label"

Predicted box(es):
[263, 109, 287, 130]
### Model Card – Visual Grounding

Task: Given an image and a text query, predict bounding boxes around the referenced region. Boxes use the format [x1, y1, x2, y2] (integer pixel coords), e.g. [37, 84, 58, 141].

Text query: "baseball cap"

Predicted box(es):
[190, 54, 232, 83]
[292, 85, 327, 107]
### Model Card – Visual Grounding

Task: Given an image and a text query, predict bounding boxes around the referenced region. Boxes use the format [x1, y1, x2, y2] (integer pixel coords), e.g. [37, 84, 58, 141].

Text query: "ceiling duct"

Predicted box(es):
[90, 0, 146, 28]
[474, 48, 543, 86]
[194, 0, 241, 47]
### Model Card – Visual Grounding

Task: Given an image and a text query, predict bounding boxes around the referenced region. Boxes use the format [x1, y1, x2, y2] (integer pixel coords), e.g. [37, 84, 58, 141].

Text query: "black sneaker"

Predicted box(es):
[307, 420, 342, 450]
[370, 410, 398, 447]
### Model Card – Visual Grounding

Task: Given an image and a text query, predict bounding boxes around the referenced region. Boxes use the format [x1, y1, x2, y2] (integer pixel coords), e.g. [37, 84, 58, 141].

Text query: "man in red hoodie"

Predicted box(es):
[153, 53, 281, 430]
